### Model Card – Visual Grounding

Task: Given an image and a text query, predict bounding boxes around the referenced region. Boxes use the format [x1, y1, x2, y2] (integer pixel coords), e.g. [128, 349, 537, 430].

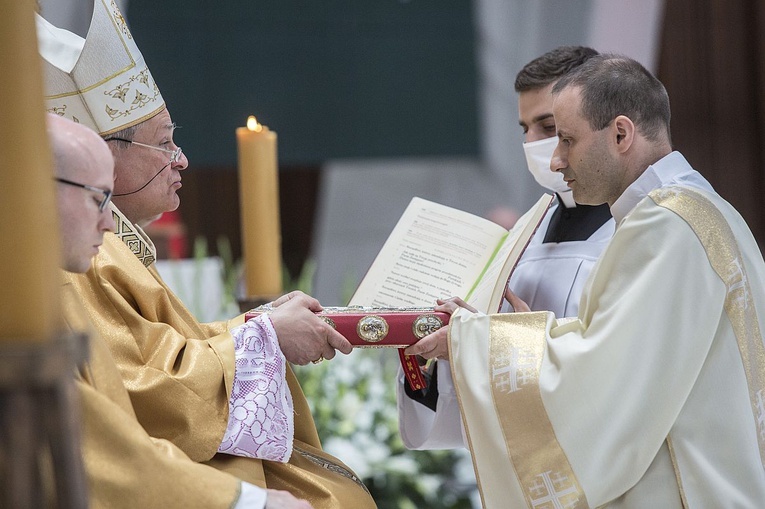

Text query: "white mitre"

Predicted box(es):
[36, 0, 165, 136]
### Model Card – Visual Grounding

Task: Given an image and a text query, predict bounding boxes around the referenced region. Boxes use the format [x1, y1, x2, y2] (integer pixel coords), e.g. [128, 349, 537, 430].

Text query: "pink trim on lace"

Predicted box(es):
[218, 315, 294, 462]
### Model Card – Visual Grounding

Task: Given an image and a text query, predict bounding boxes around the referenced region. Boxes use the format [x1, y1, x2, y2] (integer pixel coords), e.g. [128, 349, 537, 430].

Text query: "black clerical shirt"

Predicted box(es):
[405, 193, 613, 410]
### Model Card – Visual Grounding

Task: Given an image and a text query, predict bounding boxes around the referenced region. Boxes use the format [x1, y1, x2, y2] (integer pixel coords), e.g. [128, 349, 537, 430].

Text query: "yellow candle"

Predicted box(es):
[236, 116, 283, 297]
[0, 0, 61, 340]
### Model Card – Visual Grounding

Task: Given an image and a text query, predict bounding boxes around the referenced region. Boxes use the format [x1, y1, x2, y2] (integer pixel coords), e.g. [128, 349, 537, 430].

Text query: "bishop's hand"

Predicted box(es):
[268, 291, 353, 365]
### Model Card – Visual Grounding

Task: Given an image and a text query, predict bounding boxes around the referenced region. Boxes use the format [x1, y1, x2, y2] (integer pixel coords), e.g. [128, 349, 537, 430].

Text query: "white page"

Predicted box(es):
[465, 194, 553, 313]
[350, 197, 507, 307]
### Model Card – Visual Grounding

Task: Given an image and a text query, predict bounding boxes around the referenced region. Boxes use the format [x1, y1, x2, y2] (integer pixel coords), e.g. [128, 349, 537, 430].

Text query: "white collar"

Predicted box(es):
[557, 190, 577, 208]
[610, 151, 711, 224]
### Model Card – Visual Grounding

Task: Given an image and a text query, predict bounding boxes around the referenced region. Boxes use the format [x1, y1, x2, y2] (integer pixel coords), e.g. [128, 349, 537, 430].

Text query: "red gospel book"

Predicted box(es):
[346, 194, 553, 390]
[248, 194, 553, 390]
[245, 306, 450, 348]
[244, 306, 450, 390]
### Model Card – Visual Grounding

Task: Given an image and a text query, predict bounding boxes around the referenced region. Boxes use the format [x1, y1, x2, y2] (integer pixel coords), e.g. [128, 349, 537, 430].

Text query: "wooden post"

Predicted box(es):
[0, 0, 89, 507]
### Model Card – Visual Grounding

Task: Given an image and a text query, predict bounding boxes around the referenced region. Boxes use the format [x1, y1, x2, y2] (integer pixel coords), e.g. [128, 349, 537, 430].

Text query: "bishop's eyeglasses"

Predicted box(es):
[55, 178, 113, 211]
[105, 138, 183, 163]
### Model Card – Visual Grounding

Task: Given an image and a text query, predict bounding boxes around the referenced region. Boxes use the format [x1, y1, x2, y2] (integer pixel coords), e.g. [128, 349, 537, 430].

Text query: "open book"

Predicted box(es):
[349, 194, 554, 313]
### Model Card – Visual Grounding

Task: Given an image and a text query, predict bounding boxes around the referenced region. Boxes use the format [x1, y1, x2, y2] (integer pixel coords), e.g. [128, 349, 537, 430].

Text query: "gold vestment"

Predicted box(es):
[64, 207, 375, 508]
[63, 281, 242, 508]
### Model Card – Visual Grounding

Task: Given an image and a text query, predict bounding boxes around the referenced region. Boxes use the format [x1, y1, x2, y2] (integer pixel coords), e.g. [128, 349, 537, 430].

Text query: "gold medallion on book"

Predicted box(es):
[249, 194, 554, 391]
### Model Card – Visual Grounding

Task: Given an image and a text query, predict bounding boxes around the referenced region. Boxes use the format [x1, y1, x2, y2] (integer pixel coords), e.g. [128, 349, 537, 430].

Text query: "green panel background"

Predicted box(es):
[127, 1, 479, 166]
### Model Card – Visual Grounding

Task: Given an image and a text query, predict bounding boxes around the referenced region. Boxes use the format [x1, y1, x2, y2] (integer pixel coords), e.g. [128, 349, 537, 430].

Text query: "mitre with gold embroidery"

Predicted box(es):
[36, 0, 165, 136]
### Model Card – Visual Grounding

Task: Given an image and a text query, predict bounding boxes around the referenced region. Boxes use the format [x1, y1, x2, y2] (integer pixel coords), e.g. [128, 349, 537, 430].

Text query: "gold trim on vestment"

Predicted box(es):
[665, 436, 689, 509]
[447, 320, 489, 508]
[111, 206, 156, 267]
[652, 187, 765, 470]
[488, 313, 588, 509]
[293, 446, 371, 495]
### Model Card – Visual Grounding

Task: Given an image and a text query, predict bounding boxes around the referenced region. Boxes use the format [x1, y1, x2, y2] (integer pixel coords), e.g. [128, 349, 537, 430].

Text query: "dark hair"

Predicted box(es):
[552, 54, 671, 142]
[103, 124, 139, 150]
[514, 46, 599, 92]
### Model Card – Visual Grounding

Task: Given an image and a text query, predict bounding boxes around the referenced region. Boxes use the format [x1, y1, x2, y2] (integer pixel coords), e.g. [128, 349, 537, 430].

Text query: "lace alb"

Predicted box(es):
[219, 316, 294, 462]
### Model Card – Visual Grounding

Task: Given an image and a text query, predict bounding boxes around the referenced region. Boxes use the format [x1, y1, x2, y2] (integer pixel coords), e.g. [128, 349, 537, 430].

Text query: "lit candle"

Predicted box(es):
[0, 0, 61, 340]
[236, 116, 283, 298]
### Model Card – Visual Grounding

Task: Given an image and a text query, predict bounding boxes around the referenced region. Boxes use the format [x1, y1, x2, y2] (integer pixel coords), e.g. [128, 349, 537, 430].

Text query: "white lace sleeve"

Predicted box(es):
[218, 315, 294, 462]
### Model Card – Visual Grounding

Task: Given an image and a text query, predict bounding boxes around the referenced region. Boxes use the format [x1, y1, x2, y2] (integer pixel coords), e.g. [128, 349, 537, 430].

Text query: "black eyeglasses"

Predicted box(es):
[105, 138, 183, 163]
[55, 177, 113, 212]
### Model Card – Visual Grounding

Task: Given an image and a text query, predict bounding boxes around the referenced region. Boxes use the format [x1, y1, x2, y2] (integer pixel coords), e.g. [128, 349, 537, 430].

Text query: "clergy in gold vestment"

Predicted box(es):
[49, 113, 313, 508]
[62, 216, 373, 507]
[66, 287, 243, 508]
[407, 56, 765, 508]
[39, 2, 375, 507]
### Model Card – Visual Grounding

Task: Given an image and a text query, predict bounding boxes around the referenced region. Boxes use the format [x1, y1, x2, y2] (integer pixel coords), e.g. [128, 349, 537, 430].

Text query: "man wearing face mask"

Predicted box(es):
[507, 46, 614, 316]
[397, 46, 615, 449]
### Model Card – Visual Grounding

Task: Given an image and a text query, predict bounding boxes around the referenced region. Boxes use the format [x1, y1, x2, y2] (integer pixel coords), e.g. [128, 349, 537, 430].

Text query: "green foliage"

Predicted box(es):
[215, 235, 241, 313]
[293, 351, 475, 509]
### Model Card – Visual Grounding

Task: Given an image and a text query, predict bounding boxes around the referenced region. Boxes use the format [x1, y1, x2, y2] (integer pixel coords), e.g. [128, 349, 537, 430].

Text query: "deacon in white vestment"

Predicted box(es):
[407, 55, 765, 507]
[397, 46, 615, 450]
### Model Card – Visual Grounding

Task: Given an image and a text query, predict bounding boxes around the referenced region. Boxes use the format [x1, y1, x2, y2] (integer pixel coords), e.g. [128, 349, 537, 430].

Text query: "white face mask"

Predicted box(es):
[522, 136, 570, 194]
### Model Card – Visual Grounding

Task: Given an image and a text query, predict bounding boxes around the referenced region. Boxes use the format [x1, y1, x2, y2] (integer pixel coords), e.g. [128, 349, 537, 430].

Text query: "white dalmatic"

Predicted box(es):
[450, 153, 765, 508]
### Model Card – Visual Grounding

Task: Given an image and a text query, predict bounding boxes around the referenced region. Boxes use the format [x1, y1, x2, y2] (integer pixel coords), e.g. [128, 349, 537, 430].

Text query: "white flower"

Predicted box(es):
[415, 473, 442, 495]
[323, 437, 370, 479]
[382, 455, 418, 475]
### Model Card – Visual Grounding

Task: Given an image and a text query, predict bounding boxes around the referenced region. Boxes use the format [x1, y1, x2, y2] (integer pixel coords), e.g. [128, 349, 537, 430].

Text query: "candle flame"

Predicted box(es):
[247, 115, 263, 132]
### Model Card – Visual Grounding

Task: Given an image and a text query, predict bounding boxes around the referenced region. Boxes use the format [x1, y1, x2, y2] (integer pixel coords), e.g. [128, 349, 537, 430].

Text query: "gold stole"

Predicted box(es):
[111, 205, 156, 267]
[651, 187, 765, 469]
[450, 311, 587, 509]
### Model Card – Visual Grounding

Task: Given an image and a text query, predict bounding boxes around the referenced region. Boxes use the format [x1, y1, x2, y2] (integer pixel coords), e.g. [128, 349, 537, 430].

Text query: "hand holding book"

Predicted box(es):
[248, 194, 550, 344]
[247, 195, 552, 389]
[403, 296, 478, 361]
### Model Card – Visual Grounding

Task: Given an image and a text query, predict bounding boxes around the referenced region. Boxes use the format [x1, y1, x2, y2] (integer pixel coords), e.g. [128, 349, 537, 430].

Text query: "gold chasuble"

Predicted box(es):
[62, 281, 243, 508]
[63, 206, 374, 508]
[449, 185, 765, 508]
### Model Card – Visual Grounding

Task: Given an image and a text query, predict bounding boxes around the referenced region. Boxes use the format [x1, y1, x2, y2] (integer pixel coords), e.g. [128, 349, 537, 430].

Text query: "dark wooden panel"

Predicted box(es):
[658, 0, 765, 246]
[174, 166, 320, 280]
